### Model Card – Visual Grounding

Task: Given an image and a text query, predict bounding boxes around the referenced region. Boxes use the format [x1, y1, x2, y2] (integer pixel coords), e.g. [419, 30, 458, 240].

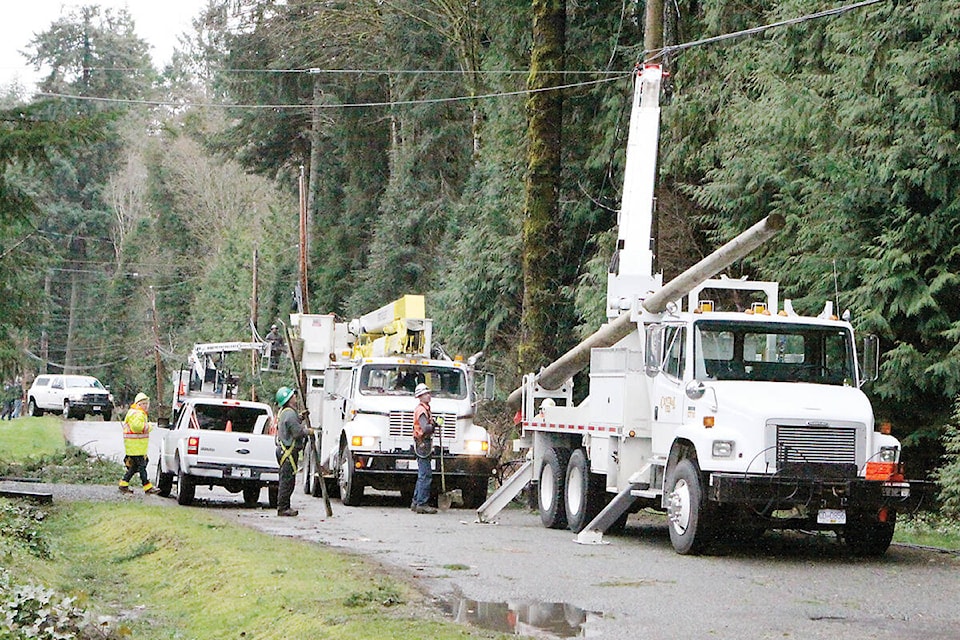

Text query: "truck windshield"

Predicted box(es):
[359, 365, 468, 399]
[694, 320, 856, 386]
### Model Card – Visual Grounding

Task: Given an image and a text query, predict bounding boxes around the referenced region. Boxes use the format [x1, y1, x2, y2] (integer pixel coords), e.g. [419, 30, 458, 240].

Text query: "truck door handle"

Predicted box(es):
[238, 436, 250, 442]
[236, 449, 250, 455]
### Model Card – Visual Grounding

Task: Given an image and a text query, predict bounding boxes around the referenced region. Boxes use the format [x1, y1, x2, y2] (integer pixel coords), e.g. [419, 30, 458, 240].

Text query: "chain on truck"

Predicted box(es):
[290, 295, 497, 508]
[477, 64, 928, 556]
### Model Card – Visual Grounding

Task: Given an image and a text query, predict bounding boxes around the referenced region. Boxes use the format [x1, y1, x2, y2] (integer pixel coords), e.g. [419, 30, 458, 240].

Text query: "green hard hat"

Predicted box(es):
[275, 386, 295, 406]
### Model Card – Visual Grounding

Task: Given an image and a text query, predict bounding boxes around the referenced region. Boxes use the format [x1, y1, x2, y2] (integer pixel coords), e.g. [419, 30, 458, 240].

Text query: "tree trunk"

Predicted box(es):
[519, 0, 565, 375]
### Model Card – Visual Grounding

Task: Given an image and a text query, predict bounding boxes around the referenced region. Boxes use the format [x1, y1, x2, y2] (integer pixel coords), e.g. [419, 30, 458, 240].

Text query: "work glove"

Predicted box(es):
[299, 409, 310, 420]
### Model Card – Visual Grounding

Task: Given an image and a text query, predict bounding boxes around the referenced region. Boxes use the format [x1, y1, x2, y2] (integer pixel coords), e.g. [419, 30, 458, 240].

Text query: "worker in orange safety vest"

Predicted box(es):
[119, 392, 158, 494]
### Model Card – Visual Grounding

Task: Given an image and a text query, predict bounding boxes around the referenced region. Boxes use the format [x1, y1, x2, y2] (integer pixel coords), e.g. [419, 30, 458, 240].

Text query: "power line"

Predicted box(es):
[649, 0, 885, 61]
[37, 74, 629, 111]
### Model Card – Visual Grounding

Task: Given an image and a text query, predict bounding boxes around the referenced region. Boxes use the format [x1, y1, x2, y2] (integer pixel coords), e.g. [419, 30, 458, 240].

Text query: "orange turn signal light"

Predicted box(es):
[703, 416, 715, 428]
[865, 461, 896, 481]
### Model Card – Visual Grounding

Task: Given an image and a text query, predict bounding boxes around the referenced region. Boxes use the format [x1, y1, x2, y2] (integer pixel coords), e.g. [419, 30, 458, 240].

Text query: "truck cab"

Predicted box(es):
[292, 297, 497, 509]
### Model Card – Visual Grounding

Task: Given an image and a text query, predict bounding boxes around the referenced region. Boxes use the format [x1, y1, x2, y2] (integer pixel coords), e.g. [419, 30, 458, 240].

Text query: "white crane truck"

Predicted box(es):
[479, 64, 926, 555]
[291, 295, 497, 508]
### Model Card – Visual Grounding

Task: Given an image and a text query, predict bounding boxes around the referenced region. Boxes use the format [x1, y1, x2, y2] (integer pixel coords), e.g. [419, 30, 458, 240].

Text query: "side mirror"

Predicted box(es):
[645, 325, 663, 377]
[685, 380, 706, 400]
[482, 372, 496, 401]
[860, 334, 880, 386]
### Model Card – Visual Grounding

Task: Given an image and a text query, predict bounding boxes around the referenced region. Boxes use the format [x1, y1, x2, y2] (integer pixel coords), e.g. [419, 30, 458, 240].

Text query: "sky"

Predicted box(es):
[0, 1, 205, 91]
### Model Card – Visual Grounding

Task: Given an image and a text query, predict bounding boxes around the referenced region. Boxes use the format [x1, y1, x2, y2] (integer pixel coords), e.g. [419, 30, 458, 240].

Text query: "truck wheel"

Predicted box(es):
[338, 442, 365, 506]
[242, 485, 261, 507]
[28, 399, 43, 417]
[177, 464, 196, 506]
[156, 467, 174, 498]
[538, 447, 570, 529]
[844, 512, 896, 557]
[268, 485, 279, 508]
[564, 448, 604, 533]
[461, 478, 489, 510]
[666, 458, 711, 555]
[302, 444, 316, 495]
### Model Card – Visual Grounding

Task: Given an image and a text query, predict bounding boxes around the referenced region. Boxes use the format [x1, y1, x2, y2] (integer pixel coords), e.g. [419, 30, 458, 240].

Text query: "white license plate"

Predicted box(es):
[232, 467, 251, 478]
[817, 508, 846, 525]
[93, 406, 101, 411]
[396, 460, 415, 470]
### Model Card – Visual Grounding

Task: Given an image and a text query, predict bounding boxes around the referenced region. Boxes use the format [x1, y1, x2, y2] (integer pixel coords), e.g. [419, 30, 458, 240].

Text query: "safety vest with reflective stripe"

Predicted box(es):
[123, 405, 151, 456]
[413, 401, 431, 442]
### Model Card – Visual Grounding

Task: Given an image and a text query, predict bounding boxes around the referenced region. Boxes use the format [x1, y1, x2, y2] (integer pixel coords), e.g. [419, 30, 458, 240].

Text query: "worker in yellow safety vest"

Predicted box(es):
[119, 392, 158, 494]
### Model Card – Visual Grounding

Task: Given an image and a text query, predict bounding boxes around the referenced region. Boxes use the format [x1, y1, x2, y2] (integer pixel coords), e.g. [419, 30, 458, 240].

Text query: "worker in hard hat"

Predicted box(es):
[275, 386, 314, 516]
[119, 392, 158, 494]
[411, 383, 437, 514]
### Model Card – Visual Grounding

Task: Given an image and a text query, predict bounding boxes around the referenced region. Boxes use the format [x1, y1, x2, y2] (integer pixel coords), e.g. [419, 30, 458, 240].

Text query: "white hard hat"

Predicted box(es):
[414, 383, 431, 398]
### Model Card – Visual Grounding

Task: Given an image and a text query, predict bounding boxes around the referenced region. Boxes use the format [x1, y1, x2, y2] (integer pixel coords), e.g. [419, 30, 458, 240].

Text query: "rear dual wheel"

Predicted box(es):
[538, 447, 570, 529]
[564, 448, 605, 533]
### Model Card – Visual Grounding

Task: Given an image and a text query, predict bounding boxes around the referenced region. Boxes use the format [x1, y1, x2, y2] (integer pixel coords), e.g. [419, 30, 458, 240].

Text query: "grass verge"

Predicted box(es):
[2, 499, 497, 639]
[893, 511, 960, 550]
[0, 416, 123, 483]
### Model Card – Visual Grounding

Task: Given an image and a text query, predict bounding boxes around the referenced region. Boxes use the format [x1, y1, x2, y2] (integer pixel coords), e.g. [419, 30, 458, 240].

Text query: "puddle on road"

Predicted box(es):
[442, 598, 601, 638]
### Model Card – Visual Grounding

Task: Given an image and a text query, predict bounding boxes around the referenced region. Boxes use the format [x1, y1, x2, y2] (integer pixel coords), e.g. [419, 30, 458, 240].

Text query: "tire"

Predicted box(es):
[462, 478, 489, 510]
[844, 512, 896, 557]
[538, 447, 570, 529]
[267, 485, 279, 509]
[665, 458, 712, 555]
[302, 443, 316, 495]
[564, 448, 605, 533]
[242, 485, 261, 507]
[338, 442, 364, 506]
[156, 466, 174, 498]
[28, 399, 43, 417]
[176, 460, 196, 506]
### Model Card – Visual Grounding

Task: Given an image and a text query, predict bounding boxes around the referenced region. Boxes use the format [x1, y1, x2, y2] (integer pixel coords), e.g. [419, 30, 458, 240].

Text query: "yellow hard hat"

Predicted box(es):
[134, 392, 149, 404]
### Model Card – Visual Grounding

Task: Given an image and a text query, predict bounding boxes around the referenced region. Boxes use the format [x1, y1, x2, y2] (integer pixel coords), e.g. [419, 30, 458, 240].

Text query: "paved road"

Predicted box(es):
[62, 420, 960, 640]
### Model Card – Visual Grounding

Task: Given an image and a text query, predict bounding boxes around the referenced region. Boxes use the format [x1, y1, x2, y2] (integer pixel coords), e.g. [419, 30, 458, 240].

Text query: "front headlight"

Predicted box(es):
[879, 446, 899, 462]
[712, 440, 735, 458]
[465, 439, 489, 453]
[350, 435, 378, 449]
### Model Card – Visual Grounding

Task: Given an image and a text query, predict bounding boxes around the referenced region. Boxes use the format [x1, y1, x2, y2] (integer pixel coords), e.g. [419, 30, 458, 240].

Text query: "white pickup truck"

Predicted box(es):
[154, 397, 279, 508]
[26, 374, 114, 420]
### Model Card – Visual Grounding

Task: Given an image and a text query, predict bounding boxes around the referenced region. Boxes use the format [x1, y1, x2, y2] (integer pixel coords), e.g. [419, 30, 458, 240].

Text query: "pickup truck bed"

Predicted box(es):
[155, 398, 279, 508]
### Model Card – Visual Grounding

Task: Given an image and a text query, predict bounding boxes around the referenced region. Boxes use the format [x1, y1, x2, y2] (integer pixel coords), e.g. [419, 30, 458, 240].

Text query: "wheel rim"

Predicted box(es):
[540, 465, 555, 511]
[339, 447, 351, 493]
[667, 479, 691, 535]
[566, 465, 583, 517]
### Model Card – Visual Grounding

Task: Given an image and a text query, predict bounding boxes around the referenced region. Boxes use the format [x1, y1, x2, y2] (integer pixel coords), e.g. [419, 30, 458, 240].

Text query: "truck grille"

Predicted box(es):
[81, 393, 110, 404]
[388, 411, 457, 440]
[775, 424, 857, 466]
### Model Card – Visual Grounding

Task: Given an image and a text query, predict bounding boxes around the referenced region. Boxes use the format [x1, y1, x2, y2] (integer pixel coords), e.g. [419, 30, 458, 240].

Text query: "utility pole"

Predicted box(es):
[250, 245, 259, 401]
[298, 165, 310, 315]
[149, 286, 163, 410]
[40, 274, 51, 374]
[644, 0, 664, 62]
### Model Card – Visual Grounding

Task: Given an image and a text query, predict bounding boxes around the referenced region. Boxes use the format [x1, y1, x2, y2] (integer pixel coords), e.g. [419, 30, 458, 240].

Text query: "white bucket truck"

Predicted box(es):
[479, 64, 926, 555]
[291, 295, 497, 508]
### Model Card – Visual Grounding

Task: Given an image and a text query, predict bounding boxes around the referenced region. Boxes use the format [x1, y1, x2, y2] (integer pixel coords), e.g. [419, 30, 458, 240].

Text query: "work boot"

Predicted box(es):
[278, 508, 299, 517]
[144, 487, 160, 495]
[118, 485, 132, 494]
[414, 504, 437, 514]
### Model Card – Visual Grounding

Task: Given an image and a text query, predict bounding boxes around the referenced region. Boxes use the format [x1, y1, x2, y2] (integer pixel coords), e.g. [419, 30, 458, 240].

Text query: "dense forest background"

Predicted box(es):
[1, 0, 960, 494]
